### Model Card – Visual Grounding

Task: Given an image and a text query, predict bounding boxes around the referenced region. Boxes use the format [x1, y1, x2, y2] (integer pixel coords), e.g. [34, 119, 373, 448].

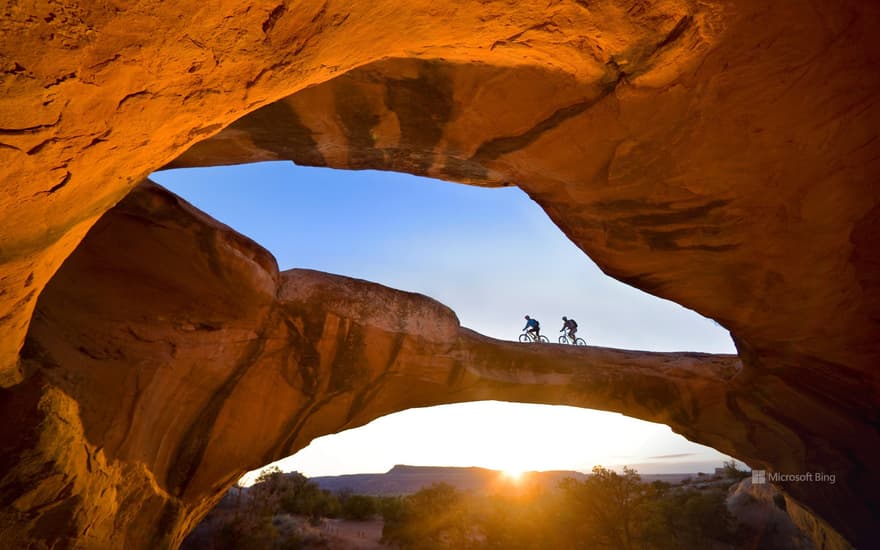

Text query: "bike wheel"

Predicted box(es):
[539, 335, 549, 343]
[558, 335, 567, 344]
[518, 333, 531, 343]
[574, 338, 587, 346]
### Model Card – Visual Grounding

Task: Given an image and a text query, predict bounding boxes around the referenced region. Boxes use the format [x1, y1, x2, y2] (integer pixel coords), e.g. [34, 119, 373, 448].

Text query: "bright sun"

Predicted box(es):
[502, 468, 526, 482]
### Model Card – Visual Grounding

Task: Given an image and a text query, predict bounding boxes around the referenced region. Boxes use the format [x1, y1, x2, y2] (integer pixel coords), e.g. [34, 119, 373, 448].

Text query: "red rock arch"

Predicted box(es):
[1, 1, 878, 547]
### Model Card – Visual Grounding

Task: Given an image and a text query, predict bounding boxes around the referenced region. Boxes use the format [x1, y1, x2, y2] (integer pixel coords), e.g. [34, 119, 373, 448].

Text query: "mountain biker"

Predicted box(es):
[560, 316, 578, 342]
[523, 315, 541, 341]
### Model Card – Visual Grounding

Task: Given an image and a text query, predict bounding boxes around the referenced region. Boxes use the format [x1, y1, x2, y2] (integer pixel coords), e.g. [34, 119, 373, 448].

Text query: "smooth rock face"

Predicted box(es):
[1, 0, 879, 547]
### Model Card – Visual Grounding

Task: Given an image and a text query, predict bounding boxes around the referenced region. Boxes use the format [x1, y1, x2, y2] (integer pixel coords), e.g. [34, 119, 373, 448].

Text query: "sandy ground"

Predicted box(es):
[317, 518, 385, 549]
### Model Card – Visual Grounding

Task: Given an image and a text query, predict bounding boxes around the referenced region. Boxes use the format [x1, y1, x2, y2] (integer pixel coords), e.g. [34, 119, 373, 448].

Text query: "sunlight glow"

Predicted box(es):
[501, 469, 526, 483]
[238, 402, 734, 485]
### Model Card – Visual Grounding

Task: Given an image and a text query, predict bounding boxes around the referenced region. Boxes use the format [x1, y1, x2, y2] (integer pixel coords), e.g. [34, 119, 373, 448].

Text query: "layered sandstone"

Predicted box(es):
[1, 0, 879, 547]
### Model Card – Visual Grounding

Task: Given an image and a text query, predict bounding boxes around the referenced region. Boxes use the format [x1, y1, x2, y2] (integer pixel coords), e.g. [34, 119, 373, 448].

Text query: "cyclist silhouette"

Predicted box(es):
[523, 315, 541, 341]
[560, 316, 578, 341]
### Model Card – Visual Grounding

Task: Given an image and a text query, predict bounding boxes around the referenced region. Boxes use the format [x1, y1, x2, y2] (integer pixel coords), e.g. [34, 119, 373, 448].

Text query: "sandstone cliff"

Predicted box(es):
[1, 0, 879, 547]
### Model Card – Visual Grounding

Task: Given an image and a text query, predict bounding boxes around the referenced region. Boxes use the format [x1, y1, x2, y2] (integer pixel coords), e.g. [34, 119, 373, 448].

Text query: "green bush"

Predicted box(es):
[382, 483, 471, 549]
[340, 493, 378, 520]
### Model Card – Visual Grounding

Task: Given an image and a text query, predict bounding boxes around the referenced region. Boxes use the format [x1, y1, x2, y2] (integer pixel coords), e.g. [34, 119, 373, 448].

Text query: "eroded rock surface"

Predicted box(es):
[1, 0, 879, 547]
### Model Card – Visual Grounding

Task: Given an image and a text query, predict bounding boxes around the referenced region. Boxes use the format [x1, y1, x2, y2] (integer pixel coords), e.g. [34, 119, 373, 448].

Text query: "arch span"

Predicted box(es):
[7, 182, 747, 548]
[0, 182, 840, 548]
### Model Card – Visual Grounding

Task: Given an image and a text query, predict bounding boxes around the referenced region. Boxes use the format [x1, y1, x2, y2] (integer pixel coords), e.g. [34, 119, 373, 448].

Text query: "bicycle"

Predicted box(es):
[519, 331, 549, 343]
[558, 331, 586, 346]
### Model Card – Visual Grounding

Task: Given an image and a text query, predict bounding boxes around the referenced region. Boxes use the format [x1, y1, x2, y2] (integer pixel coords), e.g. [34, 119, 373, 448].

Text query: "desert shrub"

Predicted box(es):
[382, 483, 472, 549]
[215, 515, 278, 550]
[642, 486, 739, 549]
[557, 466, 649, 549]
[722, 460, 751, 480]
[679, 488, 738, 546]
[279, 478, 340, 520]
[340, 493, 378, 520]
[472, 489, 564, 550]
[377, 495, 405, 519]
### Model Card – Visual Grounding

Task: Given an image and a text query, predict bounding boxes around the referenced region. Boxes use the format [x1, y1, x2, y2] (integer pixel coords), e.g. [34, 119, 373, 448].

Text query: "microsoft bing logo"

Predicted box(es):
[751, 470, 836, 484]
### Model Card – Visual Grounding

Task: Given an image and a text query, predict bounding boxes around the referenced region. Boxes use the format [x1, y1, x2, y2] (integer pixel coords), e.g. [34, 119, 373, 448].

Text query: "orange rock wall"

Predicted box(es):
[0, 0, 709, 381]
[1, 0, 879, 547]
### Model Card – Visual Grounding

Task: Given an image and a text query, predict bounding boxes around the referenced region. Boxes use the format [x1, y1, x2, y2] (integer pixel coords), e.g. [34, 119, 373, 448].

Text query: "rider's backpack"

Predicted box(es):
[570, 319, 578, 328]
[534, 320, 540, 329]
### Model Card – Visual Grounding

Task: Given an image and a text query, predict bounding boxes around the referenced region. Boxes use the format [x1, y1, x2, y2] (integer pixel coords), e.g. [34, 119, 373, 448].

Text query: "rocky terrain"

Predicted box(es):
[1, 0, 878, 548]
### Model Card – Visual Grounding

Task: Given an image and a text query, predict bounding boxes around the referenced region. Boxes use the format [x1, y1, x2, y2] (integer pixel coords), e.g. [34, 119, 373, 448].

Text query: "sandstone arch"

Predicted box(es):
[2, 182, 740, 548]
[1, 0, 879, 547]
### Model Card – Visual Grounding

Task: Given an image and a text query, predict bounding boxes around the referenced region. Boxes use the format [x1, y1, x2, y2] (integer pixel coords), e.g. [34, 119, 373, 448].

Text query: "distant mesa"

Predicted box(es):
[311, 465, 589, 496]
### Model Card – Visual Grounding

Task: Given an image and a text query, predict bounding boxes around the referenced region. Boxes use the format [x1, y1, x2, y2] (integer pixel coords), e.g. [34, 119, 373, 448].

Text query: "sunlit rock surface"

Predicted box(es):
[1, 0, 878, 547]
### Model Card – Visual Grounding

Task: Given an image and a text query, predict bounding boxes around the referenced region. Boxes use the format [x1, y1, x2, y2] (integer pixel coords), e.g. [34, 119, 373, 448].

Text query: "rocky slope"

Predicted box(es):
[728, 478, 850, 550]
[1, 0, 879, 547]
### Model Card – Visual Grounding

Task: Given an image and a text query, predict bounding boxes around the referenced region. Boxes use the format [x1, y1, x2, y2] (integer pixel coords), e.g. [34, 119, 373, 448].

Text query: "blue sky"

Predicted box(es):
[151, 161, 738, 479]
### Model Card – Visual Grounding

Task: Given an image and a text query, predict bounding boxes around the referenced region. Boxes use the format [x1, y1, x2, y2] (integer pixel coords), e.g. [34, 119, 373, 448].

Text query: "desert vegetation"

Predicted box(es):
[381, 466, 741, 550]
[182, 463, 771, 549]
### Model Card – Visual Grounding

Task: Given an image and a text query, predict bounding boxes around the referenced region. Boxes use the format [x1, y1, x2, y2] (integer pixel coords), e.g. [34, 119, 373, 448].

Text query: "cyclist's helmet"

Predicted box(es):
[562, 316, 567, 321]
[524, 315, 530, 320]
